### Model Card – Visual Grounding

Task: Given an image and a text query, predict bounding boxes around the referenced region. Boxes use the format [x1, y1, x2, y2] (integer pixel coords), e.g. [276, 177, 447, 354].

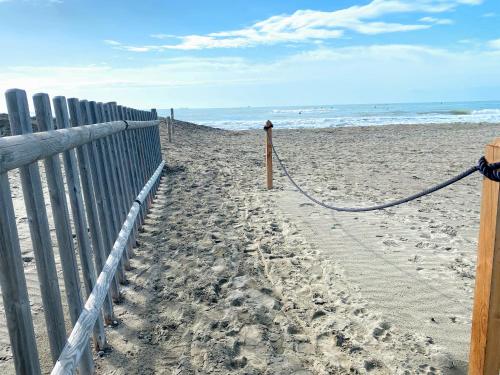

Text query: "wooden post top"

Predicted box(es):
[486, 138, 500, 150]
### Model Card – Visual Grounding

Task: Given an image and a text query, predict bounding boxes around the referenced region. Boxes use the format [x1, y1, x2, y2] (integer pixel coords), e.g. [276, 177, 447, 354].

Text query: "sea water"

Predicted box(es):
[159, 101, 500, 130]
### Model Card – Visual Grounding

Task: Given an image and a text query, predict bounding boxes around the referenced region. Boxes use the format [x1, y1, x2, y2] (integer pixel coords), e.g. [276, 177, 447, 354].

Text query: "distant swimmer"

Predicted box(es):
[299, 111, 302, 114]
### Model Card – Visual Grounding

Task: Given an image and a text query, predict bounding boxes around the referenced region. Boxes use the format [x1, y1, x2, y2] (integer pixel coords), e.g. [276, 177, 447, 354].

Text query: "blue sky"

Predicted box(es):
[0, 0, 499, 110]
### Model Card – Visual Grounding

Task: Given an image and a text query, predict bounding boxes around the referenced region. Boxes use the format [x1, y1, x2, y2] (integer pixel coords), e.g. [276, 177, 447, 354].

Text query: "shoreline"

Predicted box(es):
[187, 120, 500, 133]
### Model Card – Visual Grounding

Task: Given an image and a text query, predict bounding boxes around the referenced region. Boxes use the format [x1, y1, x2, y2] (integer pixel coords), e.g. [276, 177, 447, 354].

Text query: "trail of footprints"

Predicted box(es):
[243, 193, 446, 374]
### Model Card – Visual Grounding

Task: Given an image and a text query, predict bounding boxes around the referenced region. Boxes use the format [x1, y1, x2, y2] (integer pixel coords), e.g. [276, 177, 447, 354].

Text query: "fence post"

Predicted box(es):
[167, 116, 173, 143]
[0, 92, 40, 374]
[68, 98, 123, 308]
[52, 96, 110, 346]
[33, 93, 94, 375]
[115, 104, 136, 260]
[98, 102, 128, 286]
[170, 108, 175, 137]
[469, 138, 500, 375]
[122, 106, 142, 245]
[264, 120, 273, 190]
[103, 102, 130, 280]
[6, 89, 68, 363]
[0, 173, 41, 375]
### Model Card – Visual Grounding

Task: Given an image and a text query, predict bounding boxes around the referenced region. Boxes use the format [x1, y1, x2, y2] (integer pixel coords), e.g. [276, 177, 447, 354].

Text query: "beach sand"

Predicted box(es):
[93, 120, 500, 374]
[1, 119, 499, 374]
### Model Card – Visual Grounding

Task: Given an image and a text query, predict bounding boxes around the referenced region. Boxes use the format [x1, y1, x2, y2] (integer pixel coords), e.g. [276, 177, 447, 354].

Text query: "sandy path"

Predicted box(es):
[275, 194, 469, 372]
[96, 122, 317, 374]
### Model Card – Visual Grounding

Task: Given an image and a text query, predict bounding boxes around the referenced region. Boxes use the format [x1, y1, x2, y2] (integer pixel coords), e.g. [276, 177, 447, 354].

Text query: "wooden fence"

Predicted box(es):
[0, 88, 164, 374]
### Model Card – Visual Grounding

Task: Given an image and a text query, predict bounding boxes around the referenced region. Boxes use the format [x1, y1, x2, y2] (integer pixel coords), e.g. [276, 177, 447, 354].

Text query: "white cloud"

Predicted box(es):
[109, 0, 480, 51]
[0, 0, 63, 3]
[482, 12, 496, 18]
[150, 34, 177, 39]
[419, 16, 453, 24]
[488, 39, 500, 49]
[104, 40, 122, 46]
[2, 42, 500, 111]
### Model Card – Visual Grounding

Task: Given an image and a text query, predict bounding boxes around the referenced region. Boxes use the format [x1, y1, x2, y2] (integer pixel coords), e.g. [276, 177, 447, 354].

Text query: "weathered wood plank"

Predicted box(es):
[111, 103, 135, 259]
[95, 103, 128, 285]
[6, 88, 67, 363]
[52, 96, 109, 347]
[0, 171, 41, 375]
[96, 102, 126, 294]
[116, 105, 137, 258]
[98, 103, 125, 284]
[122, 107, 142, 245]
[105, 103, 130, 278]
[33, 93, 94, 375]
[83, 100, 126, 301]
[0, 120, 159, 174]
[68, 97, 119, 330]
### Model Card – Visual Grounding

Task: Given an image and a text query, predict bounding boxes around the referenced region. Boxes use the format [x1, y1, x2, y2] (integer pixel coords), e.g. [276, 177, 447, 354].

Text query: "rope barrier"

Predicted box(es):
[272, 144, 500, 212]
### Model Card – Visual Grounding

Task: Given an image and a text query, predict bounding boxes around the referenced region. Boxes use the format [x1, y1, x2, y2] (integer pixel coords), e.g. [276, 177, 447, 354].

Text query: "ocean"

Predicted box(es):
[159, 101, 500, 131]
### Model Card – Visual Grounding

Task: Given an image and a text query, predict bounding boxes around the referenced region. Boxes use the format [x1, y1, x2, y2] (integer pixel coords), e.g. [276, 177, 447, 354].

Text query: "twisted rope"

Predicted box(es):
[272, 145, 500, 213]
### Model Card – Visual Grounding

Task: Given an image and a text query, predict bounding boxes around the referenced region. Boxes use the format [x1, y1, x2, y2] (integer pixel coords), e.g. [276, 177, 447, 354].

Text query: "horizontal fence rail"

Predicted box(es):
[0, 88, 165, 375]
[0, 120, 158, 174]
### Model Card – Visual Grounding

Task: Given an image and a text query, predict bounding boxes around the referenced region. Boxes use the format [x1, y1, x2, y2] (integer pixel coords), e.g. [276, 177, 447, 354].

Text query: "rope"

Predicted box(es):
[272, 144, 500, 212]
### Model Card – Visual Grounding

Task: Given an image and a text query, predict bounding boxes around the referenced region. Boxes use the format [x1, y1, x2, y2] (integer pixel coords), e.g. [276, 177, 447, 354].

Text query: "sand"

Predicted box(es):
[1, 119, 499, 374]
[94, 120, 500, 374]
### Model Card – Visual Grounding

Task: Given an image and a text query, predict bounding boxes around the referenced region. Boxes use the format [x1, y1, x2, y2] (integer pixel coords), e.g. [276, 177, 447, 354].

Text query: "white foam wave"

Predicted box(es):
[271, 107, 335, 114]
[471, 109, 500, 115]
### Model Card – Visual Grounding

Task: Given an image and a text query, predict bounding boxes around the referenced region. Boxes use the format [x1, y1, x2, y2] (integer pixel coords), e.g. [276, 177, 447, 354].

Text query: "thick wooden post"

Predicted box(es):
[469, 138, 500, 375]
[264, 120, 273, 190]
[170, 108, 175, 137]
[167, 116, 172, 143]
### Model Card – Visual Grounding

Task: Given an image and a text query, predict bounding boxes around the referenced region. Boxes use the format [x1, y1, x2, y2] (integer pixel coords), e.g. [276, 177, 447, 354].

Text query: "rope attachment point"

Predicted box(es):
[264, 120, 273, 131]
[477, 156, 500, 182]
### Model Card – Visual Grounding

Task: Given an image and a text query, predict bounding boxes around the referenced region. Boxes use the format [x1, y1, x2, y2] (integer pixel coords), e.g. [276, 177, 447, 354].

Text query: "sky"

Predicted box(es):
[0, 0, 499, 110]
